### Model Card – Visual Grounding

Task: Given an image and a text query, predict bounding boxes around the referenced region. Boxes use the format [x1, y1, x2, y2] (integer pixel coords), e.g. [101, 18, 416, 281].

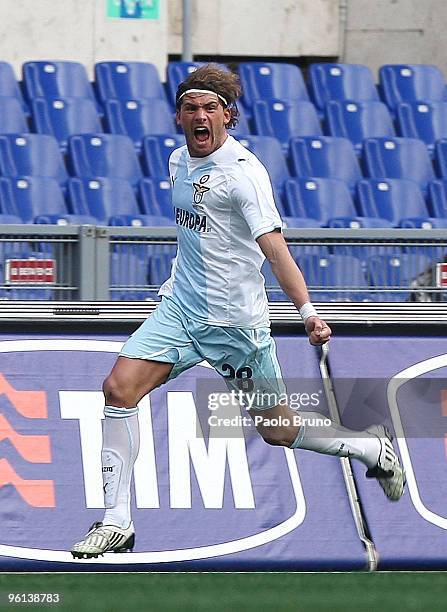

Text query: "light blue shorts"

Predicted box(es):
[120, 296, 285, 409]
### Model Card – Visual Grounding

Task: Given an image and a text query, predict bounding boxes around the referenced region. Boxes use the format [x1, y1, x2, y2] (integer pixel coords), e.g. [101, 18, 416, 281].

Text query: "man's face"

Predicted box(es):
[176, 92, 231, 157]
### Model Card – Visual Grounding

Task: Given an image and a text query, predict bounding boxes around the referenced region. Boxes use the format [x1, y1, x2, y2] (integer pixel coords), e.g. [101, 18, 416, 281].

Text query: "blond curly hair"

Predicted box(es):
[176, 63, 242, 129]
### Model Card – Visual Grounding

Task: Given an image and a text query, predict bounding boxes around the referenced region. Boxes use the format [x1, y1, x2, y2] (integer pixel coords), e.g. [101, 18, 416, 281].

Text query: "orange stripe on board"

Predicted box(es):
[0, 415, 51, 463]
[442, 390, 447, 417]
[0, 373, 47, 418]
[0, 458, 55, 508]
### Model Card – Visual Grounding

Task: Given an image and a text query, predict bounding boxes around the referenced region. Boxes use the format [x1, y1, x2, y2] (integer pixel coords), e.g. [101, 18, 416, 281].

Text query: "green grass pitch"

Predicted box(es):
[0, 572, 445, 611]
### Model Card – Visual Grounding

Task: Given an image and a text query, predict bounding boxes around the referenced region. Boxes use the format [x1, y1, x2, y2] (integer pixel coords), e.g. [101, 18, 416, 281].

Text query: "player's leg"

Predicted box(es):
[100, 356, 173, 530]
[71, 357, 173, 559]
[251, 403, 405, 501]
[250, 401, 380, 468]
[71, 298, 203, 559]
[250, 402, 381, 468]
[103, 353, 174, 408]
[200, 324, 405, 502]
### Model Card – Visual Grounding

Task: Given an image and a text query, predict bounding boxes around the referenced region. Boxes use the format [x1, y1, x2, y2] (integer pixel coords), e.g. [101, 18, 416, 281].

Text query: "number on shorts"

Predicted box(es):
[222, 363, 254, 392]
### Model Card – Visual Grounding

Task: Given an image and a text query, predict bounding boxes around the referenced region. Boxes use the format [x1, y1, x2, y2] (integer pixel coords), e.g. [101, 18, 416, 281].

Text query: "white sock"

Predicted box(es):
[101, 405, 140, 529]
[290, 411, 380, 468]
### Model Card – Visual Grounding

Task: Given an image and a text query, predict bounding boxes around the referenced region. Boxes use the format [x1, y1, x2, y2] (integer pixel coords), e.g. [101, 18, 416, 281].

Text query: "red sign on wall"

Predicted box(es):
[5, 259, 56, 284]
[436, 262, 447, 288]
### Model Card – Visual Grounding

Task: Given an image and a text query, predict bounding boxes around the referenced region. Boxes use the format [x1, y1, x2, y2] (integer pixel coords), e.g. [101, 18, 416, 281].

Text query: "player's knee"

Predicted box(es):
[262, 434, 286, 447]
[260, 427, 295, 447]
[103, 374, 134, 408]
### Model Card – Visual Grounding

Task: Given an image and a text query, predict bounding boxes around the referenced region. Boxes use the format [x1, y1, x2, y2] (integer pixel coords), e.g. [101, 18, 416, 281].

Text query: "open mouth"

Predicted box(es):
[194, 127, 210, 143]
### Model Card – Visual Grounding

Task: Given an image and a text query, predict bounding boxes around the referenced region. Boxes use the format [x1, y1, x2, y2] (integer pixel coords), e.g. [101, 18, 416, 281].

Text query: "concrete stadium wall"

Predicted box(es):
[0, 0, 340, 80]
[2, 0, 447, 83]
[168, 0, 340, 58]
[344, 0, 447, 77]
[0, 0, 168, 79]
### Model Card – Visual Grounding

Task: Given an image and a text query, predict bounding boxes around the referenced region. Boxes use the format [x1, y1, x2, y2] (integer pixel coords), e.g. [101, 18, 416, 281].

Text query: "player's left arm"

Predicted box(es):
[257, 230, 331, 346]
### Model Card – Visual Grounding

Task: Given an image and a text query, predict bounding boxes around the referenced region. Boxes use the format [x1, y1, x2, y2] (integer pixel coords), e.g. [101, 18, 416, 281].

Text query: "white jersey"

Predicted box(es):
[159, 135, 282, 328]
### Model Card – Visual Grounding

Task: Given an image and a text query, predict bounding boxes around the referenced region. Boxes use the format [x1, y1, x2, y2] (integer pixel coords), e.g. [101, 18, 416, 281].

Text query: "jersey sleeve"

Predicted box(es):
[168, 148, 178, 180]
[229, 162, 283, 240]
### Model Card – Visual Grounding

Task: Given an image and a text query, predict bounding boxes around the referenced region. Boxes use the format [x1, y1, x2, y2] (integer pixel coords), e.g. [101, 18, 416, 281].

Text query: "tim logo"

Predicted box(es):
[0, 372, 54, 508]
[0, 339, 305, 565]
[388, 354, 447, 529]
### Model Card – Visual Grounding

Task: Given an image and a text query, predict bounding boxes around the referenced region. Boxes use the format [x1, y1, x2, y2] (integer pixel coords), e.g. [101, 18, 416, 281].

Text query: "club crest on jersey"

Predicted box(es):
[193, 175, 210, 206]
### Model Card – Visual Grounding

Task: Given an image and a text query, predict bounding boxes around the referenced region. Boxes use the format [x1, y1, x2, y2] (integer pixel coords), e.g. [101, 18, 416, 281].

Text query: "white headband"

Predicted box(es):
[179, 88, 228, 106]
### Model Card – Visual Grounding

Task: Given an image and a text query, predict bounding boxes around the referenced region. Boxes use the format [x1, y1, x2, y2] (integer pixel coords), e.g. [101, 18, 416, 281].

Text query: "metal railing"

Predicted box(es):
[279, 228, 447, 303]
[0, 225, 446, 302]
[104, 226, 177, 301]
[0, 224, 96, 300]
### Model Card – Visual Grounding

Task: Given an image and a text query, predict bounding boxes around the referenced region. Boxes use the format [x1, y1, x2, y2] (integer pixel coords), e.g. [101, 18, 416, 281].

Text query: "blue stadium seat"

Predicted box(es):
[95, 61, 166, 104]
[110, 250, 150, 301]
[289, 136, 362, 192]
[139, 178, 173, 218]
[260, 261, 286, 301]
[281, 217, 323, 228]
[238, 62, 309, 110]
[35, 213, 97, 225]
[0, 134, 67, 185]
[271, 186, 288, 217]
[379, 64, 447, 114]
[23, 60, 96, 105]
[434, 139, 447, 178]
[68, 177, 140, 224]
[0, 176, 68, 223]
[284, 177, 362, 225]
[396, 101, 447, 153]
[325, 100, 395, 153]
[0, 62, 28, 113]
[0, 97, 29, 134]
[252, 99, 322, 151]
[297, 253, 372, 301]
[109, 220, 176, 300]
[235, 135, 290, 190]
[68, 133, 142, 186]
[363, 137, 435, 193]
[427, 179, 447, 217]
[367, 253, 432, 301]
[228, 103, 251, 135]
[104, 98, 176, 151]
[357, 178, 439, 227]
[0, 214, 23, 224]
[31, 97, 102, 151]
[309, 63, 379, 114]
[142, 134, 185, 177]
[328, 216, 394, 229]
[166, 61, 206, 107]
[148, 252, 175, 287]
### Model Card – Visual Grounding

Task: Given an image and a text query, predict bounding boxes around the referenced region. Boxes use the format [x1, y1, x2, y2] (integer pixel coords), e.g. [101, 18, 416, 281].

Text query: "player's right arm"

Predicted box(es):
[256, 229, 309, 308]
[229, 162, 331, 345]
[257, 230, 331, 346]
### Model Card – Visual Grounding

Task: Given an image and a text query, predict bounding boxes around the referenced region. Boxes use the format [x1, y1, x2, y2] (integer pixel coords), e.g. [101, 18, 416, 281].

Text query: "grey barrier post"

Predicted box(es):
[78, 225, 97, 300]
[94, 226, 111, 300]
